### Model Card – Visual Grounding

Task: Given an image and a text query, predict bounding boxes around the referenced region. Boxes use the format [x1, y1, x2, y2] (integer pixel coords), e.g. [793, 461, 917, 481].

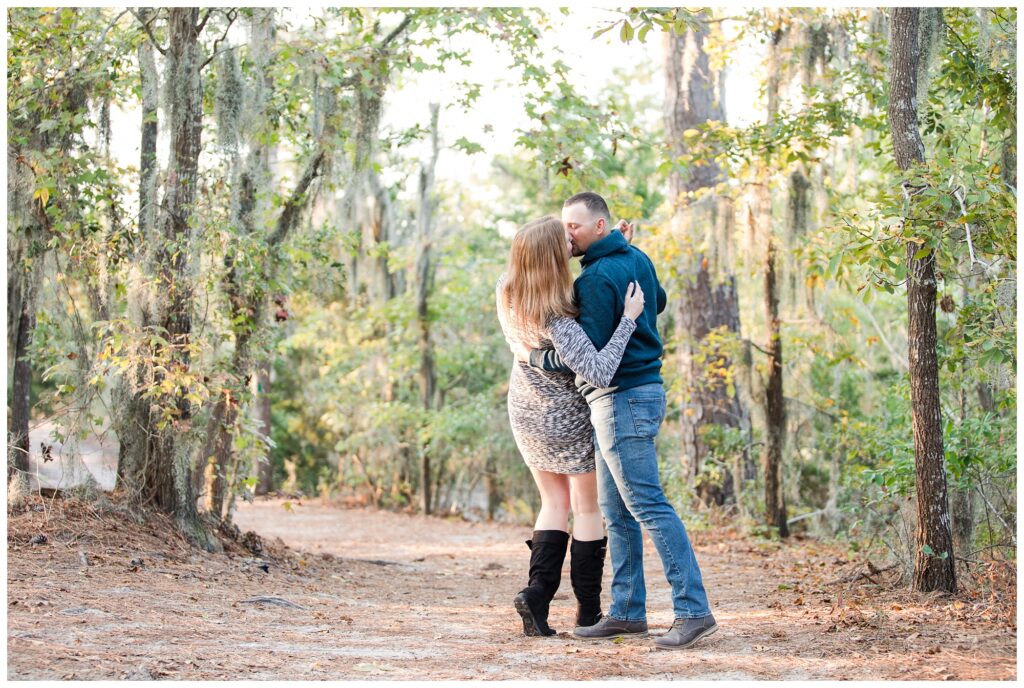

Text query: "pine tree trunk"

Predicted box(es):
[204, 160, 257, 521]
[253, 362, 274, 495]
[8, 280, 34, 482]
[786, 169, 812, 310]
[243, 12, 278, 501]
[763, 232, 788, 537]
[340, 52, 389, 308]
[153, 6, 207, 536]
[116, 6, 162, 495]
[138, 6, 159, 241]
[7, 38, 67, 488]
[416, 104, 440, 515]
[118, 8, 216, 551]
[664, 15, 745, 506]
[484, 453, 500, 521]
[888, 6, 956, 593]
[761, 23, 788, 536]
[822, 366, 843, 534]
[6, 141, 39, 487]
[950, 388, 974, 555]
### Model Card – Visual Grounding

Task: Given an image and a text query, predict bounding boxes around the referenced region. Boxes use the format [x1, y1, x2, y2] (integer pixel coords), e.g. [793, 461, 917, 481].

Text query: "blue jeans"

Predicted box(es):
[591, 383, 711, 621]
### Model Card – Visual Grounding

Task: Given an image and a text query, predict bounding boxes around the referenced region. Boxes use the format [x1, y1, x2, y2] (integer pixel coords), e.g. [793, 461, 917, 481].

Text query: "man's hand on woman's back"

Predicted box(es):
[511, 340, 531, 362]
[616, 220, 635, 244]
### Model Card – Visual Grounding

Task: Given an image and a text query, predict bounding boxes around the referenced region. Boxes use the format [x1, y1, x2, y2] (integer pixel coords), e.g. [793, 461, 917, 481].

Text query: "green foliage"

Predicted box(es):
[592, 8, 703, 44]
[494, 60, 664, 227]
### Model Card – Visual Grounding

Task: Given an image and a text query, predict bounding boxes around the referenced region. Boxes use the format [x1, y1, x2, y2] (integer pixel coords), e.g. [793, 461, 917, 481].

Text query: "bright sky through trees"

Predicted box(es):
[104, 7, 759, 221]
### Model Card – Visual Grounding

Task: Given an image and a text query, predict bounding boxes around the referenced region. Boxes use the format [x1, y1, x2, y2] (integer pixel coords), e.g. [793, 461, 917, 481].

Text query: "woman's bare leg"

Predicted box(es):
[568, 471, 604, 540]
[515, 467, 571, 636]
[568, 469, 607, 628]
[529, 467, 570, 531]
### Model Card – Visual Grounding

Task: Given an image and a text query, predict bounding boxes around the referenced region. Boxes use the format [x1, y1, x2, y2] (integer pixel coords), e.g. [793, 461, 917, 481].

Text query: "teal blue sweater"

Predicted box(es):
[530, 230, 666, 402]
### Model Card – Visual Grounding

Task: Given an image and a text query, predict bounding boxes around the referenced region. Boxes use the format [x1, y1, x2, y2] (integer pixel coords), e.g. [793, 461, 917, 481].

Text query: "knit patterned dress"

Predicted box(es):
[496, 276, 636, 474]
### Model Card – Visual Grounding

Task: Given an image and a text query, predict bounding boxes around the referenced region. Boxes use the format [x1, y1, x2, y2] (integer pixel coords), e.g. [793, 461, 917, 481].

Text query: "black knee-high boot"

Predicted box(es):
[514, 530, 569, 636]
[570, 536, 607, 628]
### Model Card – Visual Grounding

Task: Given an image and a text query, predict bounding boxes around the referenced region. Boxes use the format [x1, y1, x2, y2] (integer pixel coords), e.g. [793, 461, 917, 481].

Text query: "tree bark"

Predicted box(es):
[253, 362, 274, 494]
[152, 7, 207, 536]
[339, 50, 391, 309]
[114, 9, 160, 494]
[950, 387, 974, 555]
[761, 22, 788, 536]
[6, 139, 39, 487]
[8, 280, 34, 482]
[251, 33, 277, 500]
[138, 6, 159, 241]
[663, 14, 746, 506]
[484, 452, 500, 521]
[203, 145, 257, 521]
[416, 104, 440, 515]
[786, 169, 812, 310]
[117, 8, 216, 551]
[762, 230, 788, 537]
[888, 6, 956, 593]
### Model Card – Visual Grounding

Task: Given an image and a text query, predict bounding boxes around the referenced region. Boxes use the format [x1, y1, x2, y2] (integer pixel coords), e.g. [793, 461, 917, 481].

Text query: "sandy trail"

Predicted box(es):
[7, 496, 1016, 680]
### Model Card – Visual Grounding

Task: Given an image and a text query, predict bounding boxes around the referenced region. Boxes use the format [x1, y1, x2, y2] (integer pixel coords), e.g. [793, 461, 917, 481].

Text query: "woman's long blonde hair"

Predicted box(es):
[500, 215, 578, 344]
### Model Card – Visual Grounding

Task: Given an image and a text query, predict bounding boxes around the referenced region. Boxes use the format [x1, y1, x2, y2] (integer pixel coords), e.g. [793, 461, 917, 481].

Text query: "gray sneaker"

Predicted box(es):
[573, 615, 648, 640]
[653, 614, 718, 650]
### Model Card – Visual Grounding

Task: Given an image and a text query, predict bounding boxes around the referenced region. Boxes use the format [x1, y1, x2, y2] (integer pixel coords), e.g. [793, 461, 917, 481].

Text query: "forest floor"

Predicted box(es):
[6, 493, 1017, 680]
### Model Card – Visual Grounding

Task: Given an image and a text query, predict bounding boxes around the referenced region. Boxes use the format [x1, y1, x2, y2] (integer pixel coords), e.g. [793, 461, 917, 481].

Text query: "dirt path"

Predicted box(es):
[7, 496, 1016, 680]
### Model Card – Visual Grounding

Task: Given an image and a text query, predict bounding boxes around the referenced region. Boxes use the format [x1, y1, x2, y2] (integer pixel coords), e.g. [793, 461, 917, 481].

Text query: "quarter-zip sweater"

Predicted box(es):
[530, 229, 667, 403]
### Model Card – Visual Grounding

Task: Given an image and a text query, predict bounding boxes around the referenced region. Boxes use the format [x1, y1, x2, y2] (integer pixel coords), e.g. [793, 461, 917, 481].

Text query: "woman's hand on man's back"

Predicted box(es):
[623, 281, 644, 320]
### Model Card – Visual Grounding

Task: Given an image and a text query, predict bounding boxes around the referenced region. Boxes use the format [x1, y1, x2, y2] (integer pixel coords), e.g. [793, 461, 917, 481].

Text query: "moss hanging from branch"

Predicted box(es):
[215, 47, 244, 152]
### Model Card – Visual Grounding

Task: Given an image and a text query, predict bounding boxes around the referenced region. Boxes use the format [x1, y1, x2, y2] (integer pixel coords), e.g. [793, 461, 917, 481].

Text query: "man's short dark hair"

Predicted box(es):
[563, 191, 611, 222]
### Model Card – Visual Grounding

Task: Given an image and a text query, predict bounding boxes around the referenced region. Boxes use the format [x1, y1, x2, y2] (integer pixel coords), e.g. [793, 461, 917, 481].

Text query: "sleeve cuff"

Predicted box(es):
[528, 349, 544, 368]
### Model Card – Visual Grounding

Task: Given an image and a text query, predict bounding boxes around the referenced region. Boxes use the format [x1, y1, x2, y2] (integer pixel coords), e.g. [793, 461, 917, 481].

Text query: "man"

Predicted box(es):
[516, 191, 716, 650]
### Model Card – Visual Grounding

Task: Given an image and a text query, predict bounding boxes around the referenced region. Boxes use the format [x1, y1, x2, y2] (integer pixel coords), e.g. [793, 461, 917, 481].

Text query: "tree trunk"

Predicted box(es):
[950, 388, 974, 555]
[822, 366, 843, 534]
[7, 35, 61, 488]
[888, 6, 956, 593]
[152, 6, 207, 533]
[762, 229, 788, 537]
[204, 142, 257, 521]
[416, 104, 440, 515]
[484, 453, 500, 521]
[8, 279, 34, 483]
[6, 138, 39, 487]
[250, 53, 276, 500]
[786, 169, 812, 310]
[760, 22, 788, 537]
[116, 6, 162, 495]
[340, 50, 390, 309]
[663, 14, 745, 506]
[117, 8, 216, 551]
[253, 362, 274, 495]
[138, 6, 159, 242]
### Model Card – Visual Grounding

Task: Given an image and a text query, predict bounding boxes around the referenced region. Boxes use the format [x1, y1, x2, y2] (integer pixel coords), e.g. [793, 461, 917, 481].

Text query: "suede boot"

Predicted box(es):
[570, 536, 607, 627]
[513, 529, 569, 636]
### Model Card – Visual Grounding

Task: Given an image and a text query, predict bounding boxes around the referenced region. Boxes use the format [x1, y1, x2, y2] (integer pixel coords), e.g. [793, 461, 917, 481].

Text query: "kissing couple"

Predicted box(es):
[496, 191, 717, 650]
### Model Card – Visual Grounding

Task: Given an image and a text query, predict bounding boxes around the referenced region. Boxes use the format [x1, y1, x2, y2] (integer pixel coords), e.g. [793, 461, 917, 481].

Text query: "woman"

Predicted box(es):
[496, 215, 644, 637]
